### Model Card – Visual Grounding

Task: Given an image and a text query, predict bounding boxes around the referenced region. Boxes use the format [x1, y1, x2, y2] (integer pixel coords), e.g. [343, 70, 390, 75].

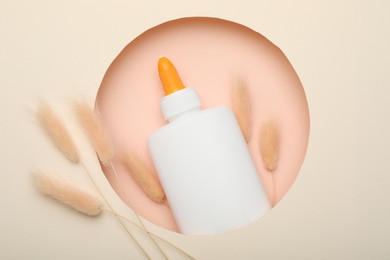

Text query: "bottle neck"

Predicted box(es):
[160, 87, 202, 122]
[168, 107, 201, 122]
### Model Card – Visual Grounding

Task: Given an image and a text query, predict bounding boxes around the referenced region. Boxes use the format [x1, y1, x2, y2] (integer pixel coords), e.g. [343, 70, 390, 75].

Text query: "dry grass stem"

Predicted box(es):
[79, 164, 152, 259]
[260, 122, 280, 172]
[107, 163, 168, 259]
[232, 78, 252, 142]
[102, 209, 195, 260]
[32, 172, 102, 216]
[74, 102, 113, 166]
[123, 153, 166, 204]
[37, 104, 79, 163]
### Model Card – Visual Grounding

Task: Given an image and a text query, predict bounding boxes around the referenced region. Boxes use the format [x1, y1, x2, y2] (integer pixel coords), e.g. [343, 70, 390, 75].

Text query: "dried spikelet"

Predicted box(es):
[260, 121, 280, 172]
[32, 172, 102, 216]
[74, 102, 113, 166]
[36, 103, 79, 163]
[232, 78, 252, 142]
[123, 153, 165, 203]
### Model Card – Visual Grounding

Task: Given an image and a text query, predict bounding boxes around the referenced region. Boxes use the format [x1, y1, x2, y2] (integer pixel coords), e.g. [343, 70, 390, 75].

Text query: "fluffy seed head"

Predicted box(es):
[74, 102, 113, 166]
[260, 121, 280, 172]
[32, 172, 102, 216]
[232, 78, 252, 142]
[37, 103, 79, 163]
[123, 153, 166, 203]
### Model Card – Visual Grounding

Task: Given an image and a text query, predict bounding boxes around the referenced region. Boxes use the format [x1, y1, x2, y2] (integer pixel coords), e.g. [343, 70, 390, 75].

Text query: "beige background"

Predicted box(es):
[1, 0, 389, 259]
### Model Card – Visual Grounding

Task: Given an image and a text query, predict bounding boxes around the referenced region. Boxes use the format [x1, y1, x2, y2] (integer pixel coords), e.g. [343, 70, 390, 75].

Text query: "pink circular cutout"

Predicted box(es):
[96, 17, 309, 233]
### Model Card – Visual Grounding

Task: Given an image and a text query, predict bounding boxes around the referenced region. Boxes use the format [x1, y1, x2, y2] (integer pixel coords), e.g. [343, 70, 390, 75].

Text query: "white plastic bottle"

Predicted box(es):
[148, 57, 270, 235]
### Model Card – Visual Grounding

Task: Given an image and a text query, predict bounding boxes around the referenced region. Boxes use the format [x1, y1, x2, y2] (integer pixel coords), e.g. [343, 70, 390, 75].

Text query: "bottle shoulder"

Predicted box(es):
[148, 106, 234, 140]
[166, 105, 233, 125]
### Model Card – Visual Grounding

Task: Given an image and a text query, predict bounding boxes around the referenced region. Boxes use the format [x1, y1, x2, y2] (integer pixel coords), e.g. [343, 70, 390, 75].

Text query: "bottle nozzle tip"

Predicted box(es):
[158, 57, 185, 95]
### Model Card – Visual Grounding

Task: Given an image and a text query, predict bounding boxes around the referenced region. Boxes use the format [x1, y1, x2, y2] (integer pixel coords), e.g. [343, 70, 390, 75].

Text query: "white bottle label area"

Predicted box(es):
[148, 107, 270, 235]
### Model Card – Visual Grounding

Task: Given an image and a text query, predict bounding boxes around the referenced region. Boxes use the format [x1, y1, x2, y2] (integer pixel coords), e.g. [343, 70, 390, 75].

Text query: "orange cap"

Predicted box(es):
[158, 57, 185, 95]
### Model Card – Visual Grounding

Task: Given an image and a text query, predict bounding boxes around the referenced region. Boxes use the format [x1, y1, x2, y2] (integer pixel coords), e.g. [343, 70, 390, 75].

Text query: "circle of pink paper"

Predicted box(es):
[96, 17, 310, 233]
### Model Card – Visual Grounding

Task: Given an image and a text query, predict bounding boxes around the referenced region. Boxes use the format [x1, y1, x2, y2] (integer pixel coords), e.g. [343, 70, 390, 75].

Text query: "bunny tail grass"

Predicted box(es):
[32, 172, 102, 216]
[232, 78, 252, 142]
[123, 153, 166, 204]
[36, 103, 79, 163]
[260, 122, 280, 172]
[259, 121, 280, 206]
[74, 102, 113, 166]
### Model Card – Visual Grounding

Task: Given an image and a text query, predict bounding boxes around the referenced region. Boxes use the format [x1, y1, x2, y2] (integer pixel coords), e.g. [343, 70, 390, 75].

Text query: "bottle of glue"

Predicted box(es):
[148, 57, 270, 235]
